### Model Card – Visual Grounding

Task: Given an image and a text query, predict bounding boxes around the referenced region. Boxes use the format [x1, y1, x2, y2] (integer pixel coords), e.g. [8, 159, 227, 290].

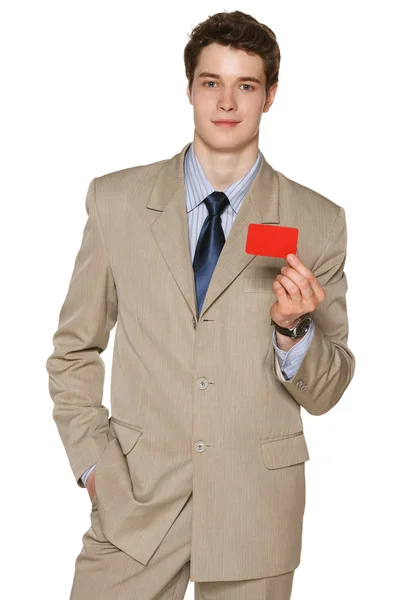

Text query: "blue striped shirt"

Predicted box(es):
[80, 143, 314, 486]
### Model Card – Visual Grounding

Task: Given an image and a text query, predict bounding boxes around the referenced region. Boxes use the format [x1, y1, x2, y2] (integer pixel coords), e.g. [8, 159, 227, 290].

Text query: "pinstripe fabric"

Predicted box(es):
[80, 145, 312, 486]
[70, 490, 294, 599]
[183, 141, 315, 381]
[80, 143, 315, 487]
[46, 141, 355, 582]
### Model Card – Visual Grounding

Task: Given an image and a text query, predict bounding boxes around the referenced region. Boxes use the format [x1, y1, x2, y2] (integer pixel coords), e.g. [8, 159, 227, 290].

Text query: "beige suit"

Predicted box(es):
[46, 141, 355, 585]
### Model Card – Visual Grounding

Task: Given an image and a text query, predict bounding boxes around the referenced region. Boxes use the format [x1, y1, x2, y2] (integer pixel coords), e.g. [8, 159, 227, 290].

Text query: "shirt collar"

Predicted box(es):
[183, 142, 262, 215]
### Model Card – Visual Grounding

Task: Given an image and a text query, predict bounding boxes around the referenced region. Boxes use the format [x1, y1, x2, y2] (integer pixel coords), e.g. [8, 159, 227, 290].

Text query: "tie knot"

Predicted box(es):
[203, 191, 229, 217]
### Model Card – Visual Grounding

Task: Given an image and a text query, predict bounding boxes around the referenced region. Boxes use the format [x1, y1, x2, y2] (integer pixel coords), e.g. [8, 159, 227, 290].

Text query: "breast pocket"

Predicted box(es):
[243, 277, 275, 293]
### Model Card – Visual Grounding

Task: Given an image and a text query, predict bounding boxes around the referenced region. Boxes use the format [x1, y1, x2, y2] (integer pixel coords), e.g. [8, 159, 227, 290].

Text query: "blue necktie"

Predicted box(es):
[193, 191, 230, 318]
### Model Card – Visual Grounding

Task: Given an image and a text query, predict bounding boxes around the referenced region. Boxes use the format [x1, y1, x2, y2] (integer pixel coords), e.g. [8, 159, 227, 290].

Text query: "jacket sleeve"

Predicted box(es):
[272, 206, 356, 415]
[46, 178, 118, 487]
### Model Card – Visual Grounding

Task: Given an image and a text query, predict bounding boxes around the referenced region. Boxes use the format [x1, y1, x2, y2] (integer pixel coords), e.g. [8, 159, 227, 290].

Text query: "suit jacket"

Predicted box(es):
[46, 141, 356, 582]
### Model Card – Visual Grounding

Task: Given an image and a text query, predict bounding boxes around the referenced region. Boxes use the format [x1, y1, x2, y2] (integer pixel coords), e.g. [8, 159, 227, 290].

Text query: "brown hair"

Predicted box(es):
[184, 10, 281, 97]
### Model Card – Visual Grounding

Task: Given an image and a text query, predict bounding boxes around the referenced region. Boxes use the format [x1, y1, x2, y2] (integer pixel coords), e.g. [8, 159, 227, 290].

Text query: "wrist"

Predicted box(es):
[274, 329, 305, 351]
[271, 313, 312, 340]
[272, 319, 297, 329]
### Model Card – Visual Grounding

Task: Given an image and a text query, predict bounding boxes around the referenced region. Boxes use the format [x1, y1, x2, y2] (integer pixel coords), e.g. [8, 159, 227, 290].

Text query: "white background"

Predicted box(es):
[2, 1, 399, 598]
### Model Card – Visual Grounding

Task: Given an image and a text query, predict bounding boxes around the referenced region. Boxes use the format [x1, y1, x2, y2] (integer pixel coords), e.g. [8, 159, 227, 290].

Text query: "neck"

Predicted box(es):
[192, 131, 259, 191]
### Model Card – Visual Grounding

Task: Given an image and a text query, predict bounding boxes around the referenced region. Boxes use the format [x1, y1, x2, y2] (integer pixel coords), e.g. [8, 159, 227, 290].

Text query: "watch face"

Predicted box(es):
[294, 317, 311, 337]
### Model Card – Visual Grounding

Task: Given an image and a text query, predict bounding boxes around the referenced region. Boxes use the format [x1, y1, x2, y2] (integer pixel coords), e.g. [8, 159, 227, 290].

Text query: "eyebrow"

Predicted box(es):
[197, 71, 262, 84]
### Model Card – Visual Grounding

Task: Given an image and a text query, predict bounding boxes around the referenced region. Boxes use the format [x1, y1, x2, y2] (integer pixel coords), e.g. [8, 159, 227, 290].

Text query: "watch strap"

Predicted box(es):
[271, 314, 312, 338]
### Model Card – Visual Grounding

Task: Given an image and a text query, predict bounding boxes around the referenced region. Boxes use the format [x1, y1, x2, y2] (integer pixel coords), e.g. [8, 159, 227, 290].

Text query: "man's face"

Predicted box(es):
[187, 42, 277, 151]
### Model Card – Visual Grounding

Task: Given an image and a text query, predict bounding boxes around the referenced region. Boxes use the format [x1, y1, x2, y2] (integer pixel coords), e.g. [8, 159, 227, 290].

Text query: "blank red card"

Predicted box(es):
[245, 224, 298, 258]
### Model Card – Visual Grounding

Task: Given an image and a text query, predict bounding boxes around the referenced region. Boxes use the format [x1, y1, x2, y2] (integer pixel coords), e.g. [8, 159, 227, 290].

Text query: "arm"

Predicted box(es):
[46, 178, 118, 487]
[272, 320, 315, 381]
[272, 206, 356, 415]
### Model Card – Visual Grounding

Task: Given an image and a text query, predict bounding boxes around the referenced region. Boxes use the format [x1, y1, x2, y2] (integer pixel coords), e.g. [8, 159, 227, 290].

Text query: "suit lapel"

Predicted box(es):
[148, 142, 281, 321]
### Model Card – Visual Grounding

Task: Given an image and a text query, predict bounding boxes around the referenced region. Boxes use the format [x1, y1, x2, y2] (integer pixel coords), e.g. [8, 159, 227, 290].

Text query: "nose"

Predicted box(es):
[217, 89, 238, 112]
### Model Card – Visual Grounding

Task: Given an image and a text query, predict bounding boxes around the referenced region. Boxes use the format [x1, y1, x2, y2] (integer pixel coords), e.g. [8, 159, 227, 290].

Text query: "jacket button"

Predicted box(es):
[296, 380, 308, 391]
[194, 441, 206, 452]
[197, 377, 208, 389]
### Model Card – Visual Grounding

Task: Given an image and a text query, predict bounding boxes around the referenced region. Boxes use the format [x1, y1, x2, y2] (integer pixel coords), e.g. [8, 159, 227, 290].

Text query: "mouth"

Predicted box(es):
[212, 120, 241, 128]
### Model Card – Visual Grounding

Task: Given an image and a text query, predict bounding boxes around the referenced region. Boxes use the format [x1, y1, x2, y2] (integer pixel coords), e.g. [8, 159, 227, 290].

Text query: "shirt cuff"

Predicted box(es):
[80, 463, 96, 487]
[272, 319, 315, 380]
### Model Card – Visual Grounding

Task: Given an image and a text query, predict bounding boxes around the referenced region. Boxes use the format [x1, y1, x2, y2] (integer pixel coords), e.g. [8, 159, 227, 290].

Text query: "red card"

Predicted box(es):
[245, 224, 298, 258]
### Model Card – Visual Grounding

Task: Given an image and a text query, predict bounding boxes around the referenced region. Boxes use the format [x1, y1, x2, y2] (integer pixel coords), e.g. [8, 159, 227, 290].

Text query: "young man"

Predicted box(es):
[46, 10, 355, 600]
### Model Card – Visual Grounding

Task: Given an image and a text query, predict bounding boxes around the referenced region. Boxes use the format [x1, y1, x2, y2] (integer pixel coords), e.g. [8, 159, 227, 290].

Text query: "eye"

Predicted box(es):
[203, 81, 254, 91]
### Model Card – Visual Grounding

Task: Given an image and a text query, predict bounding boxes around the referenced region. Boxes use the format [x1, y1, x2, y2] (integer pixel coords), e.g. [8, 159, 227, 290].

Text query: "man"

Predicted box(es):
[46, 10, 355, 600]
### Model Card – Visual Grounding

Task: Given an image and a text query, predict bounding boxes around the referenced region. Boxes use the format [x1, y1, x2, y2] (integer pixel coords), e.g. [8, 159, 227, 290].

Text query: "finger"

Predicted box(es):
[275, 274, 303, 300]
[285, 254, 323, 296]
[272, 280, 291, 308]
[286, 249, 299, 266]
[279, 268, 314, 300]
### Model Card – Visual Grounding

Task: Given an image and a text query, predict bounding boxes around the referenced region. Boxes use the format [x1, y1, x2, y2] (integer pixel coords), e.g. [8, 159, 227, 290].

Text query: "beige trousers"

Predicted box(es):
[70, 493, 295, 600]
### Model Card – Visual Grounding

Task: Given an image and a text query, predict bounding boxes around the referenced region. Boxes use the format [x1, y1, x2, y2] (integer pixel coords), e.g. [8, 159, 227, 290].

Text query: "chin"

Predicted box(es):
[201, 131, 245, 152]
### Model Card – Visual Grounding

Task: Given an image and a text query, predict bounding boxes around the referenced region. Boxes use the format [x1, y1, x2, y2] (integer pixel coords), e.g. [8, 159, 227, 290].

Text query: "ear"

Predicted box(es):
[186, 83, 192, 105]
[263, 82, 278, 113]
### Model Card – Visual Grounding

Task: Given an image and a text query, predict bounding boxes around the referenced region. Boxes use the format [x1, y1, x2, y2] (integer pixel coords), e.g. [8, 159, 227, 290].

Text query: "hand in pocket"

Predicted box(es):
[87, 469, 96, 502]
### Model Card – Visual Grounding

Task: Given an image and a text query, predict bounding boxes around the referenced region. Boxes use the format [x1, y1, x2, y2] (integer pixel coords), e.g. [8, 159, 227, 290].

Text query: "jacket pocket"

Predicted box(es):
[261, 431, 310, 469]
[110, 416, 143, 455]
